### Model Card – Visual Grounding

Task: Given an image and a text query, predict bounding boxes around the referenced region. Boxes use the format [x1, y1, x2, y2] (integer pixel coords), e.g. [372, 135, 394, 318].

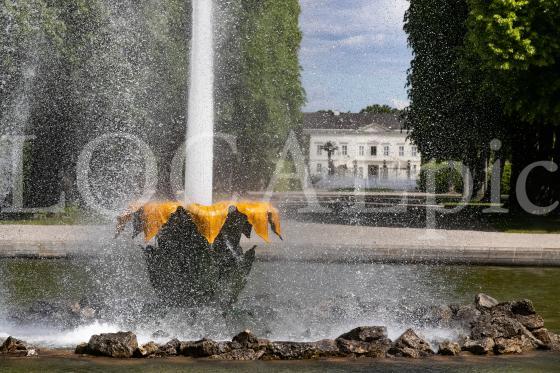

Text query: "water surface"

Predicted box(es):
[2, 352, 560, 373]
[0, 255, 558, 348]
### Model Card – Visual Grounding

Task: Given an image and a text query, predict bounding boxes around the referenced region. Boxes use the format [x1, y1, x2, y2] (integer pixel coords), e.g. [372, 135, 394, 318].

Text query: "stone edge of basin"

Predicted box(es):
[2, 241, 560, 266]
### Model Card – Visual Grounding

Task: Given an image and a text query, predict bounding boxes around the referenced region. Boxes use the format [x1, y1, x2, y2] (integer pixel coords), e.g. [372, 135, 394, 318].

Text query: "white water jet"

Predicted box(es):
[185, 0, 214, 205]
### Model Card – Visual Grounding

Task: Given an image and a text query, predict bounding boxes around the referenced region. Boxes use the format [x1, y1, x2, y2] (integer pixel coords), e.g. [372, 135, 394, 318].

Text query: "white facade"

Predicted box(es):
[305, 123, 421, 190]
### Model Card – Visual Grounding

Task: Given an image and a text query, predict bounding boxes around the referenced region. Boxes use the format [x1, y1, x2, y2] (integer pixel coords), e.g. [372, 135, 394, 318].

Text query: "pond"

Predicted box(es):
[0, 252, 558, 348]
[2, 352, 560, 373]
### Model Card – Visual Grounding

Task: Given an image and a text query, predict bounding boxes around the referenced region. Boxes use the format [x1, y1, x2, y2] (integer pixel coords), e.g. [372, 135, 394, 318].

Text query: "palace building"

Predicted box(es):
[304, 111, 421, 190]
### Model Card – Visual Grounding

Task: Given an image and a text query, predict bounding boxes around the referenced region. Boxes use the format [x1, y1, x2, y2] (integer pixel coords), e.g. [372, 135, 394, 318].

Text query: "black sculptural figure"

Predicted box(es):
[119, 203, 281, 307]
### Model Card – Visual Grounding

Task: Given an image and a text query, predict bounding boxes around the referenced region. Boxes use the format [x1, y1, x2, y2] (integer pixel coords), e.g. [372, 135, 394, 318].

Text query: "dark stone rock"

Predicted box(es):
[210, 349, 265, 360]
[470, 313, 527, 340]
[475, 294, 499, 310]
[263, 340, 341, 360]
[388, 329, 434, 358]
[510, 300, 536, 316]
[158, 338, 181, 356]
[335, 326, 391, 358]
[462, 337, 495, 355]
[532, 328, 553, 345]
[448, 303, 461, 314]
[313, 339, 341, 356]
[468, 298, 545, 354]
[336, 338, 388, 358]
[87, 331, 138, 358]
[0, 336, 35, 356]
[134, 342, 159, 358]
[181, 338, 221, 358]
[426, 305, 454, 327]
[337, 326, 388, 342]
[438, 340, 461, 356]
[264, 342, 314, 360]
[548, 332, 560, 351]
[494, 335, 536, 355]
[453, 304, 481, 328]
[207, 341, 242, 355]
[515, 313, 544, 331]
[232, 330, 270, 350]
[75, 342, 90, 355]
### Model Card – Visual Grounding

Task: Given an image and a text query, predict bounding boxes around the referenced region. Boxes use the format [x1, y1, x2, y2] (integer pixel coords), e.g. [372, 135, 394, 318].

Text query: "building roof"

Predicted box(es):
[303, 112, 403, 132]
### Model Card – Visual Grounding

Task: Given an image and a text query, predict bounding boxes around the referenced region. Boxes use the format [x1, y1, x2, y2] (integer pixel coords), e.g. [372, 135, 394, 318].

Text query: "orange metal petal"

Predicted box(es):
[119, 200, 281, 245]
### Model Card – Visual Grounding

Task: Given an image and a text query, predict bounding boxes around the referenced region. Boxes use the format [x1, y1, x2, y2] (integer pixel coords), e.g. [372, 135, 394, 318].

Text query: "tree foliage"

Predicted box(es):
[404, 0, 505, 193]
[405, 0, 560, 209]
[216, 0, 305, 191]
[360, 104, 400, 114]
[466, 0, 560, 124]
[1, 0, 305, 205]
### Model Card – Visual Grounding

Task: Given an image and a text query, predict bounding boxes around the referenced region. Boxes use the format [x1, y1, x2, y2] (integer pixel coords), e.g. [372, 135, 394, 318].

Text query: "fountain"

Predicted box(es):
[2, 1, 560, 368]
[116, 0, 282, 307]
[185, 0, 214, 206]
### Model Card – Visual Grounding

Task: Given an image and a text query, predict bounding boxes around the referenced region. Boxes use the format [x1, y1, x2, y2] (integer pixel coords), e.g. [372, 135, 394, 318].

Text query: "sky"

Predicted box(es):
[299, 0, 411, 113]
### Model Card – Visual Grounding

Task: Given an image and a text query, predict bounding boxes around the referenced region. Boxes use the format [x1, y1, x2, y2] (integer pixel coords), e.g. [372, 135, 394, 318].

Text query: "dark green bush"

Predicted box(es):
[501, 162, 511, 195]
[418, 162, 464, 194]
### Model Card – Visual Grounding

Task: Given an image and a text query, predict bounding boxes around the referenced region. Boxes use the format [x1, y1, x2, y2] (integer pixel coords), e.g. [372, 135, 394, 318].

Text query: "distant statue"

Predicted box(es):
[321, 141, 338, 176]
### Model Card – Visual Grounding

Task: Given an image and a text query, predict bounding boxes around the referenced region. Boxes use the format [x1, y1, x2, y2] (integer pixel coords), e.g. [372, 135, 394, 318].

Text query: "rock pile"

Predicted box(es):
[463, 295, 558, 355]
[5, 294, 559, 360]
[70, 296, 560, 360]
[0, 336, 38, 357]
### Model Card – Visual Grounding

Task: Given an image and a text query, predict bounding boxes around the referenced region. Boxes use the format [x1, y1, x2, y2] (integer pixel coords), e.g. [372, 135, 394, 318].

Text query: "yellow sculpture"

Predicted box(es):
[117, 200, 282, 244]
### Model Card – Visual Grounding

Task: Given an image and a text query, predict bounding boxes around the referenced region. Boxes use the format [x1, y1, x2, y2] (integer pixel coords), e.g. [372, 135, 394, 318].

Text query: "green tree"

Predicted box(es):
[216, 0, 306, 192]
[2, 0, 191, 206]
[360, 104, 400, 114]
[466, 0, 560, 209]
[2, 0, 305, 206]
[404, 0, 506, 196]
[466, 0, 560, 123]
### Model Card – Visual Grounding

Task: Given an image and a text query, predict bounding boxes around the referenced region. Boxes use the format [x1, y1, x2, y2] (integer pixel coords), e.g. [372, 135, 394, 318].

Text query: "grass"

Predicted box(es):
[487, 214, 560, 234]
[0, 205, 109, 226]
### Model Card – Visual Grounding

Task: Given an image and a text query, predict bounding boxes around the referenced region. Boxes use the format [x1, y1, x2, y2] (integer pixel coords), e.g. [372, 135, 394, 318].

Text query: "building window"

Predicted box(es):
[384, 146, 390, 156]
[370, 146, 377, 156]
[317, 145, 323, 156]
[413, 164, 417, 173]
[359, 146, 364, 156]
[399, 146, 405, 157]
[358, 167, 364, 178]
[411, 146, 417, 157]
[317, 163, 322, 173]
[342, 145, 348, 156]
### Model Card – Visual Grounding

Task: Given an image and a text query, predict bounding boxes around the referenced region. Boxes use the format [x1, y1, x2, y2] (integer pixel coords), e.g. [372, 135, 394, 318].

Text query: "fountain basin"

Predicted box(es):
[1, 260, 559, 345]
